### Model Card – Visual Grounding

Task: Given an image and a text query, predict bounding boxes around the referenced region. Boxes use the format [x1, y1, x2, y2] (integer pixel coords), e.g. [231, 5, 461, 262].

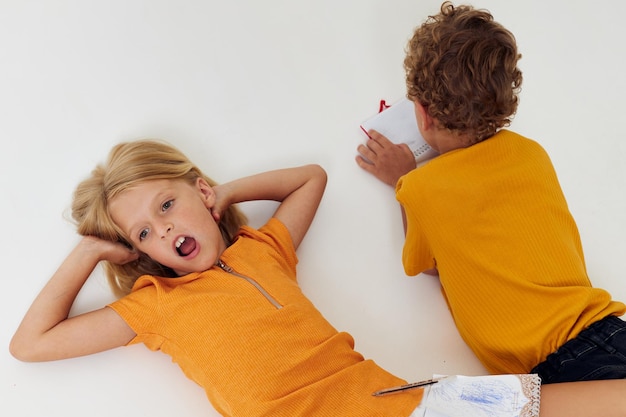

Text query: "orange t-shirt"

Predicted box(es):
[396, 129, 625, 374]
[109, 218, 422, 416]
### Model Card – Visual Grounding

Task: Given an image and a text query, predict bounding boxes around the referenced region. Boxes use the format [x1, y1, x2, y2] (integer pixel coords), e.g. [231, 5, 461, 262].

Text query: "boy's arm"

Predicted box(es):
[10, 237, 137, 362]
[401, 202, 438, 276]
[356, 130, 416, 186]
[212, 164, 327, 250]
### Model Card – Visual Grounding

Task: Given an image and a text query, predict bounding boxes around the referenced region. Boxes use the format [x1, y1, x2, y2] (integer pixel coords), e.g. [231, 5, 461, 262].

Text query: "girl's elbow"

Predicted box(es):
[308, 164, 327, 181]
[319, 165, 328, 184]
[9, 334, 44, 362]
[309, 164, 327, 188]
[9, 337, 32, 362]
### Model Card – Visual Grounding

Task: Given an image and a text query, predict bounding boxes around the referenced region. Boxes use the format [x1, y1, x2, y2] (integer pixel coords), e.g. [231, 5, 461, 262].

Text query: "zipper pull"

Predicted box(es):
[216, 259, 232, 272]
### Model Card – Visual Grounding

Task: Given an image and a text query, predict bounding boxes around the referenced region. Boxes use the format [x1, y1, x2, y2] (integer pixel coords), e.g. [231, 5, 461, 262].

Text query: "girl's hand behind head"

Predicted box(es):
[80, 236, 139, 265]
[208, 183, 231, 223]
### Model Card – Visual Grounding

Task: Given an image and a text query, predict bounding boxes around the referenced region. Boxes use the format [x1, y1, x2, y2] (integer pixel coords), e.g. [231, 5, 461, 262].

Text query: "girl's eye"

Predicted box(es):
[162, 200, 174, 212]
[139, 229, 149, 241]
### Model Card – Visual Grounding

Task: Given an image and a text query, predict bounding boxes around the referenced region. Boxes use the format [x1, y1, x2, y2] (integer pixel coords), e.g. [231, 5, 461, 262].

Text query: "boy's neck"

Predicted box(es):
[426, 127, 475, 154]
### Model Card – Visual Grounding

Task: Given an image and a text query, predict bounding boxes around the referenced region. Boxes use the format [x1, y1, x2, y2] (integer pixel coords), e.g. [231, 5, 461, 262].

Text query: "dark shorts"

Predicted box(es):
[531, 315, 626, 384]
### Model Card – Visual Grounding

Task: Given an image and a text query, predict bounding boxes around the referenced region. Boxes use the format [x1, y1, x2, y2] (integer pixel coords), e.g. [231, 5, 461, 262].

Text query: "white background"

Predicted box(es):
[2, 1, 626, 416]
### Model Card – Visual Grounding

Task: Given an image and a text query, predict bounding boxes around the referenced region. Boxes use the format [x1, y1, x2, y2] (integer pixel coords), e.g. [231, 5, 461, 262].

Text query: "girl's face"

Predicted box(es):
[108, 178, 226, 276]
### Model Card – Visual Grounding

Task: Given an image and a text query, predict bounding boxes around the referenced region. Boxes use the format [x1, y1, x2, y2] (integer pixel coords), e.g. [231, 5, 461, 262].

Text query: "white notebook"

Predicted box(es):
[413, 374, 541, 417]
[360, 98, 438, 165]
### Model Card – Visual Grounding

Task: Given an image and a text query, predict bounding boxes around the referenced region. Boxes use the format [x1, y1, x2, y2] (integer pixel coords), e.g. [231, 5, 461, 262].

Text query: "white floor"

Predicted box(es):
[2, 1, 626, 416]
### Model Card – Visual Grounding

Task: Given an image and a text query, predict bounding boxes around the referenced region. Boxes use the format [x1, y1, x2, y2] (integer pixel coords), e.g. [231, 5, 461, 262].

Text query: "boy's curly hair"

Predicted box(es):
[404, 2, 522, 143]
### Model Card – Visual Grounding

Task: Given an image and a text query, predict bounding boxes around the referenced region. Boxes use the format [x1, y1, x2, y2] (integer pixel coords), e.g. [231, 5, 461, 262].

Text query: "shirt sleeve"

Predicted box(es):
[396, 174, 436, 276]
[107, 278, 167, 349]
[238, 217, 299, 278]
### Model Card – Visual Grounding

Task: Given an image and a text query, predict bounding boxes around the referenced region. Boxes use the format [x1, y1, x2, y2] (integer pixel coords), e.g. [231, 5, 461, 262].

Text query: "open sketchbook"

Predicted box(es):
[360, 98, 438, 166]
[412, 374, 541, 417]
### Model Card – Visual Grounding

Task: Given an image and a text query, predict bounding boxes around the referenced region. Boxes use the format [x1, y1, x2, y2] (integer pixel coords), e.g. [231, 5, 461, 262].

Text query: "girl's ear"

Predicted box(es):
[195, 177, 216, 208]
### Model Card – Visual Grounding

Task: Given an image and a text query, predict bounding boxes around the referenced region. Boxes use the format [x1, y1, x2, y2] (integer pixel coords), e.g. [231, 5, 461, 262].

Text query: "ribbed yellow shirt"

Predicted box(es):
[396, 130, 625, 374]
[109, 218, 422, 416]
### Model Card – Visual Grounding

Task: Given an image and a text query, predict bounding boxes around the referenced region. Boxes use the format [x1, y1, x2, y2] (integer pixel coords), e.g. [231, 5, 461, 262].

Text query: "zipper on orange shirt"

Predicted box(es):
[216, 259, 283, 309]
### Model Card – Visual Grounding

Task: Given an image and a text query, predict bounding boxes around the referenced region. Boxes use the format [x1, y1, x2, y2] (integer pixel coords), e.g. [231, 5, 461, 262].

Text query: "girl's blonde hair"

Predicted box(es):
[71, 139, 248, 298]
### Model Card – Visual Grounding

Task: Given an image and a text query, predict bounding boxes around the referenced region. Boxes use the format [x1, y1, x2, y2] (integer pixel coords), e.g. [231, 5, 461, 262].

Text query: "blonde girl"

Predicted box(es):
[10, 139, 423, 416]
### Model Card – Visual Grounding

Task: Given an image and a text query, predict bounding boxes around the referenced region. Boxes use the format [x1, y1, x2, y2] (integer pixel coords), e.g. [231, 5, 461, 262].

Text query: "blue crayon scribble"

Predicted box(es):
[423, 376, 531, 417]
[460, 381, 506, 405]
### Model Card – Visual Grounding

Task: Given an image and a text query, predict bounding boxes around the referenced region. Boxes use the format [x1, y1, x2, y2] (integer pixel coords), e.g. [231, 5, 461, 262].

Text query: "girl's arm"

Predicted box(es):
[212, 164, 327, 250]
[10, 237, 137, 362]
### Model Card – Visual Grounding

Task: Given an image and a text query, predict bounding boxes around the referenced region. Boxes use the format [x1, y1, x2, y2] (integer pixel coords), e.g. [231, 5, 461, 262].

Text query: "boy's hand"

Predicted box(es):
[355, 130, 416, 187]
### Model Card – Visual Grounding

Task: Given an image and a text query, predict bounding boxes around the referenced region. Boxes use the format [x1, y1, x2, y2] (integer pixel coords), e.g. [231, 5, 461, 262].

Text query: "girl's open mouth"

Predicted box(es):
[175, 236, 197, 257]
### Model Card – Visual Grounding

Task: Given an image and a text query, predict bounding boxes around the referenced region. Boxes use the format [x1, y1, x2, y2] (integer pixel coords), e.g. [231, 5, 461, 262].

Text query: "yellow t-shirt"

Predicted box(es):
[396, 129, 625, 374]
[109, 218, 422, 416]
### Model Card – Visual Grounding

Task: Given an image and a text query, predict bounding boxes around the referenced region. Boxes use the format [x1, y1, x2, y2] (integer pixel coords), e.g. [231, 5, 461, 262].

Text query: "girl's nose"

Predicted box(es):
[160, 224, 173, 239]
